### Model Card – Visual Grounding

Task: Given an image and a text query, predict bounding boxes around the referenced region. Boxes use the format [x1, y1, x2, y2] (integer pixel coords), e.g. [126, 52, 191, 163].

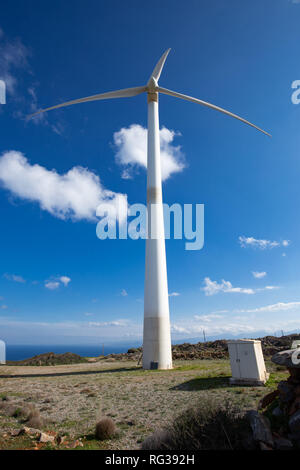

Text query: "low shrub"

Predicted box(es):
[142, 399, 251, 450]
[95, 417, 116, 440]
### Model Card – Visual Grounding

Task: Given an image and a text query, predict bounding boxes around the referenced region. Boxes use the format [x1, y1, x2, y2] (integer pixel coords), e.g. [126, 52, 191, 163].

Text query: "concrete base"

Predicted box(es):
[229, 373, 269, 387]
[143, 316, 172, 370]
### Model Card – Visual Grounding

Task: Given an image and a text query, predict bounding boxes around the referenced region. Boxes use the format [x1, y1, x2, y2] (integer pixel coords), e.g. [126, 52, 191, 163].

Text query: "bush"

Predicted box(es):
[1, 404, 19, 417]
[142, 399, 251, 450]
[95, 417, 116, 440]
[127, 348, 138, 354]
[27, 415, 44, 429]
[141, 430, 174, 450]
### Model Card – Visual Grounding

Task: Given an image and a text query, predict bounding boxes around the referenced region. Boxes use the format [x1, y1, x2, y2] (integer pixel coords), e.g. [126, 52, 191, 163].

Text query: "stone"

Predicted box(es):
[247, 410, 274, 447]
[259, 390, 279, 409]
[289, 410, 300, 434]
[272, 349, 300, 369]
[259, 442, 273, 450]
[10, 429, 23, 437]
[23, 426, 41, 437]
[39, 432, 56, 443]
[67, 439, 83, 448]
[289, 396, 300, 416]
[274, 437, 293, 450]
[272, 406, 283, 417]
[56, 435, 67, 445]
[278, 381, 294, 403]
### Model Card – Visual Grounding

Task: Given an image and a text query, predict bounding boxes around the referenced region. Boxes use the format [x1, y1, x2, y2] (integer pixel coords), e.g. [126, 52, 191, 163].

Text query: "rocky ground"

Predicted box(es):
[101, 334, 300, 362]
[0, 358, 289, 450]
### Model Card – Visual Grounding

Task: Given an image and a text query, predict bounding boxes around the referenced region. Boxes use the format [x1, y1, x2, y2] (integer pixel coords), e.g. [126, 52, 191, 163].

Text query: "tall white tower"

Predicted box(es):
[143, 89, 172, 370]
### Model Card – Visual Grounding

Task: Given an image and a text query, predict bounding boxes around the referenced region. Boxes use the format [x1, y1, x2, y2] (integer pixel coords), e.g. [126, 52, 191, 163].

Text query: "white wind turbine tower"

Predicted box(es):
[31, 49, 270, 370]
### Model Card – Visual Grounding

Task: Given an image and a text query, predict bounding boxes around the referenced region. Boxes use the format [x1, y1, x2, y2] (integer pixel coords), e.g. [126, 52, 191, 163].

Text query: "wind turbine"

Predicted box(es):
[30, 49, 270, 370]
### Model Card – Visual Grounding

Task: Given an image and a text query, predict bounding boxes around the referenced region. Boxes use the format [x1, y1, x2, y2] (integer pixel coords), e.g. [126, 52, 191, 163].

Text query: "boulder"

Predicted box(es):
[272, 349, 300, 369]
[39, 432, 56, 443]
[247, 410, 274, 447]
[289, 410, 300, 434]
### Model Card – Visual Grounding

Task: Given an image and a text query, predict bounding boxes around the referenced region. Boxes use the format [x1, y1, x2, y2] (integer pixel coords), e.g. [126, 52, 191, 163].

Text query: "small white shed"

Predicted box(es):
[0, 340, 6, 364]
[227, 339, 269, 386]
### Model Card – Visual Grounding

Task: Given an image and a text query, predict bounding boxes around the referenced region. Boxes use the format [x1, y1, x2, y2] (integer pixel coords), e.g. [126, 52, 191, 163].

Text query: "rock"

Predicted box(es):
[272, 406, 283, 417]
[272, 349, 300, 369]
[10, 429, 23, 437]
[259, 442, 273, 450]
[56, 435, 67, 445]
[67, 439, 83, 448]
[289, 396, 300, 416]
[259, 390, 279, 409]
[23, 426, 41, 437]
[247, 410, 274, 447]
[39, 432, 56, 443]
[274, 437, 293, 450]
[278, 381, 294, 403]
[289, 410, 300, 434]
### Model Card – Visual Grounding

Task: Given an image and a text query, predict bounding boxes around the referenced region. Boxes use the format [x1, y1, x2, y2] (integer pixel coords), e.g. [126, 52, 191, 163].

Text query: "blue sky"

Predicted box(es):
[1, 0, 300, 345]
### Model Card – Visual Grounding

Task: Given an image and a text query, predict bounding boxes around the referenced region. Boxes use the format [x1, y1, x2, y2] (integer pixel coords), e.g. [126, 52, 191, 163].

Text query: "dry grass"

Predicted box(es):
[0, 359, 287, 450]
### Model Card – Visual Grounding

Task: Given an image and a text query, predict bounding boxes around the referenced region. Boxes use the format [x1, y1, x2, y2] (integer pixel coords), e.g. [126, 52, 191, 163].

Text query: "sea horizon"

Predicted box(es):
[5, 343, 141, 361]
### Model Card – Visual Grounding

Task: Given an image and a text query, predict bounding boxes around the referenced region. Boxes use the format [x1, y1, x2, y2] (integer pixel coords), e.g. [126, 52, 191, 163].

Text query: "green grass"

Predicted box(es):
[265, 372, 288, 388]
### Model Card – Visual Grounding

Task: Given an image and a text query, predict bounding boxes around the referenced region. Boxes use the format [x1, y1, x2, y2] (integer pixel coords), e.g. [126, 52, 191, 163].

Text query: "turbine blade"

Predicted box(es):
[158, 86, 271, 136]
[29, 86, 146, 118]
[149, 49, 171, 83]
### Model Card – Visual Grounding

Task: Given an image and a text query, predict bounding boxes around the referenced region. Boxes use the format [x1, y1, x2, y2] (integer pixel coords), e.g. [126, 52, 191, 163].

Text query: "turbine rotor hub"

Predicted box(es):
[147, 76, 158, 93]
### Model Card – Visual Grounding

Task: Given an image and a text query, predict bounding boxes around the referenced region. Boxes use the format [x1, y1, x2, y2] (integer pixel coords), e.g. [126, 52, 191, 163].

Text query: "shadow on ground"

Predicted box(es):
[171, 375, 231, 391]
[0, 366, 142, 379]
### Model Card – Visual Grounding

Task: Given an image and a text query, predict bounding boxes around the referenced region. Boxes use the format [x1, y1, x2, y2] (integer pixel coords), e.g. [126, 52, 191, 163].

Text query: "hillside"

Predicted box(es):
[6, 334, 299, 366]
[104, 334, 300, 362]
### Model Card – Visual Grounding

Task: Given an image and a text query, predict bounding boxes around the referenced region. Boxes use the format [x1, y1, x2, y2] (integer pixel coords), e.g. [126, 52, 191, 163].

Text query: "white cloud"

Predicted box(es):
[0, 30, 29, 95]
[0, 305, 7, 310]
[169, 292, 180, 297]
[88, 320, 128, 327]
[59, 276, 71, 286]
[45, 275, 71, 290]
[194, 314, 224, 322]
[252, 271, 267, 279]
[45, 281, 60, 290]
[0, 151, 127, 222]
[113, 124, 185, 181]
[171, 324, 190, 334]
[202, 277, 279, 296]
[239, 236, 289, 250]
[3, 273, 25, 283]
[237, 301, 300, 314]
[202, 277, 255, 296]
[120, 289, 128, 297]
